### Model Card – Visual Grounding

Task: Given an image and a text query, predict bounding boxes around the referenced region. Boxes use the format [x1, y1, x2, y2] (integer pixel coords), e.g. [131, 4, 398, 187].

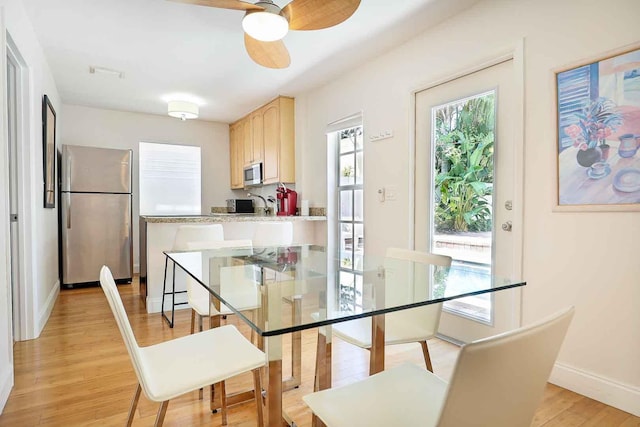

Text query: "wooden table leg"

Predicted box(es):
[266, 359, 284, 426]
[369, 314, 385, 375]
[314, 331, 332, 392]
[291, 297, 302, 387]
[312, 333, 330, 427]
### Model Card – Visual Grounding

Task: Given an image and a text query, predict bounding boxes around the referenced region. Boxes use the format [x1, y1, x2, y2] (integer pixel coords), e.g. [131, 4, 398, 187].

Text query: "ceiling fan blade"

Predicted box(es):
[244, 33, 291, 69]
[282, 0, 360, 31]
[167, 0, 263, 11]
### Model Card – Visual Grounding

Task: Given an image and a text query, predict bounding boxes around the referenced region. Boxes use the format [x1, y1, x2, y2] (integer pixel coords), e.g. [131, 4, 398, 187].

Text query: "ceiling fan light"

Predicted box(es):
[242, 10, 288, 42]
[167, 100, 199, 120]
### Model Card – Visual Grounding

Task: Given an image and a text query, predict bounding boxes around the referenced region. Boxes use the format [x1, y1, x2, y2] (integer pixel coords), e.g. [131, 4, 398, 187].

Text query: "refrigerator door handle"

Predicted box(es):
[66, 154, 72, 191]
[66, 195, 71, 229]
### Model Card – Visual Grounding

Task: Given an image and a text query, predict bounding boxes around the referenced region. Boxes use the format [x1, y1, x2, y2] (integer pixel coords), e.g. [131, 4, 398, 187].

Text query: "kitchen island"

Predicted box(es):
[139, 214, 326, 313]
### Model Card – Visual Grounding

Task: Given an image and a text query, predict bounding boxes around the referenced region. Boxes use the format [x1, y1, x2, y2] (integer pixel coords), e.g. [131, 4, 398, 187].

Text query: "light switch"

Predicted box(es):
[385, 185, 397, 201]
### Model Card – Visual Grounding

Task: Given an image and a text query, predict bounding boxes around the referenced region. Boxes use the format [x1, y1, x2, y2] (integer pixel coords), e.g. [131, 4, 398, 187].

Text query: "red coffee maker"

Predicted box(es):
[276, 184, 297, 216]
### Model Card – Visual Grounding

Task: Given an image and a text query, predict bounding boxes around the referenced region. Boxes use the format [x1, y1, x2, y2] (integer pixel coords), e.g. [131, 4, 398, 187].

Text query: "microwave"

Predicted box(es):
[244, 162, 263, 187]
[226, 199, 254, 213]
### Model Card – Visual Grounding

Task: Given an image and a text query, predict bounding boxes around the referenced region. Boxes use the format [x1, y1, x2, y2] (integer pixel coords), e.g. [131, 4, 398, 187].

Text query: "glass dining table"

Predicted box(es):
[165, 244, 526, 427]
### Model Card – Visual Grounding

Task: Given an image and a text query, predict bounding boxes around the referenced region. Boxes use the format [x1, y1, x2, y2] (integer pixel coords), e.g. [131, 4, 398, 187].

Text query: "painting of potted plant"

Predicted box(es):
[555, 43, 640, 210]
[563, 97, 623, 167]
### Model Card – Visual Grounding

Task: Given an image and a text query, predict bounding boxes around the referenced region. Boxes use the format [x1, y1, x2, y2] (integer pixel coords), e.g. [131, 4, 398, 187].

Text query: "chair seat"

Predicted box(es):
[331, 314, 437, 348]
[303, 362, 447, 427]
[189, 296, 224, 316]
[190, 293, 260, 317]
[140, 324, 265, 402]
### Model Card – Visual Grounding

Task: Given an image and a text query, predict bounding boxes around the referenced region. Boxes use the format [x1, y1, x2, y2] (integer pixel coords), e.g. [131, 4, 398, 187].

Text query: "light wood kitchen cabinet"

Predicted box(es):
[262, 96, 295, 185]
[229, 121, 244, 189]
[228, 95, 295, 189]
[248, 110, 263, 165]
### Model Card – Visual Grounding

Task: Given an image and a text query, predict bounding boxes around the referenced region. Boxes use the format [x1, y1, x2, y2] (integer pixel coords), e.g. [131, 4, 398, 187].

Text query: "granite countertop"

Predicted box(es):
[141, 214, 327, 224]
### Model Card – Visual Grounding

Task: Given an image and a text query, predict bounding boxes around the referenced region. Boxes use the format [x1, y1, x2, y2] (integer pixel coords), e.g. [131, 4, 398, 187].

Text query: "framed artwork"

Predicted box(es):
[43, 94, 56, 208]
[554, 43, 640, 211]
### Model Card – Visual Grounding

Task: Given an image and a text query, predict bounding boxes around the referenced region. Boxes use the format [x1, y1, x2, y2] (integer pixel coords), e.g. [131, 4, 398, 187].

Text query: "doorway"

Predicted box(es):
[414, 56, 524, 342]
[6, 35, 28, 341]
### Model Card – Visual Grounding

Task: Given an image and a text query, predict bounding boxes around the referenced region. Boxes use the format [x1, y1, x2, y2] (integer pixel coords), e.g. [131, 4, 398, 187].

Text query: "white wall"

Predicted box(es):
[0, 0, 61, 412]
[61, 104, 235, 270]
[294, 0, 640, 416]
[1, 0, 638, 417]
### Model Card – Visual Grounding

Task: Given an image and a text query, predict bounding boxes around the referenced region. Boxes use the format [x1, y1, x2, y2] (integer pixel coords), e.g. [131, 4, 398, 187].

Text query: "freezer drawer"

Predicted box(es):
[61, 192, 132, 285]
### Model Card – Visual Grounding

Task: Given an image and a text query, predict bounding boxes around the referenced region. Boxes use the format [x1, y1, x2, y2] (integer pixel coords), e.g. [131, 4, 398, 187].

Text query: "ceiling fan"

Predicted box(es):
[169, 0, 361, 69]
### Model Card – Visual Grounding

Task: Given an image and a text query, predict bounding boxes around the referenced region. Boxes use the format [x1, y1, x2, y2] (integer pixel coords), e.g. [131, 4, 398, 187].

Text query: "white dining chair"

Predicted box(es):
[326, 248, 452, 374]
[251, 221, 293, 246]
[182, 239, 257, 401]
[304, 306, 575, 427]
[99, 266, 265, 427]
[183, 239, 255, 334]
[173, 224, 225, 250]
[162, 224, 225, 327]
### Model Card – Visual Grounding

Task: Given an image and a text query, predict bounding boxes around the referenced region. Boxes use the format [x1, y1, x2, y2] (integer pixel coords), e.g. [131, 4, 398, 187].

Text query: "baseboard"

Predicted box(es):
[36, 279, 60, 337]
[0, 362, 14, 415]
[550, 362, 640, 417]
[435, 333, 465, 347]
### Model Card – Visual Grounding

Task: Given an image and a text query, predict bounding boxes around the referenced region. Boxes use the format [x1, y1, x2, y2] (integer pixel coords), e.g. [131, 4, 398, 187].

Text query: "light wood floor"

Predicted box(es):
[1, 277, 638, 426]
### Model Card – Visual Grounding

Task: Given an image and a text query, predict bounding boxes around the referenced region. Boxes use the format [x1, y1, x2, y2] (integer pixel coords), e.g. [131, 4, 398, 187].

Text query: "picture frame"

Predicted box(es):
[554, 42, 640, 212]
[42, 94, 56, 208]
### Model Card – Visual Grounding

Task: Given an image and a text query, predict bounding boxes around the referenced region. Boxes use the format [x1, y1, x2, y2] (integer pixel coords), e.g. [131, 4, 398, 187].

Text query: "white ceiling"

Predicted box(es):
[21, 0, 479, 123]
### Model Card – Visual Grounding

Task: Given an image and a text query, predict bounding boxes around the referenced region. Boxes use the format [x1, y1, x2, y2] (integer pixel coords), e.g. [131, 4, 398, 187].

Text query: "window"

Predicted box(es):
[139, 142, 201, 215]
[430, 91, 495, 323]
[336, 126, 364, 312]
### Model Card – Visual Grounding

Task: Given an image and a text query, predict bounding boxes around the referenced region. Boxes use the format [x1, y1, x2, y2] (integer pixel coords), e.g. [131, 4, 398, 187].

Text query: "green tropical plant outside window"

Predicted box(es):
[433, 93, 495, 233]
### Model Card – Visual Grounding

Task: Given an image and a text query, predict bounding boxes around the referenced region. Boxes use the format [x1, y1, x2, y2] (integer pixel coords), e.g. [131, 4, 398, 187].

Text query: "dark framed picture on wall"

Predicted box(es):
[554, 42, 640, 212]
[42, 94, 56, 208]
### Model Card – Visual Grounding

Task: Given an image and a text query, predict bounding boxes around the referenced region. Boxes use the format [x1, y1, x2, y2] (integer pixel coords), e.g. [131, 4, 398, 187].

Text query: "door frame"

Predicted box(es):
[408, 39, 526, 328]
[5, 33, 36, 341]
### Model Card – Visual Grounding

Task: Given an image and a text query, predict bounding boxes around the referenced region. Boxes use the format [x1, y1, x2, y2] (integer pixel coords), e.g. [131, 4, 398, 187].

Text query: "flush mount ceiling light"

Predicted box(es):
[168, 101, 199, 120]
[241, 1, 288, 42]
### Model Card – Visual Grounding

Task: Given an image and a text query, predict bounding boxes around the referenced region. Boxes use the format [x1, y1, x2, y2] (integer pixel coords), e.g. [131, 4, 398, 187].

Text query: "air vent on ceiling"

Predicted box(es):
[89, 66, 125, 79]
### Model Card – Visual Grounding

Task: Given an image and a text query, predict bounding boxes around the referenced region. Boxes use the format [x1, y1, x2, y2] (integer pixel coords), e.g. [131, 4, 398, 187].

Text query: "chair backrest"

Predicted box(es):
[172, 224, 224, 251]
[386, 247, 452, 267]
[184, 240, 253, 304]
[252, 222, 293, 246]
[99, 266, 150, 397]
[384, 248, 452, 337]
[436, 306, 574, 427]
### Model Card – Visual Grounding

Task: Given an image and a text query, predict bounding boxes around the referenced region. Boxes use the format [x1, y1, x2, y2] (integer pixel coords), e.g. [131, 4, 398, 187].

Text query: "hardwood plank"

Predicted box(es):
[0, 277, 637, 427]
[581, 406, 639, 427]
[532, 387, 585, 426]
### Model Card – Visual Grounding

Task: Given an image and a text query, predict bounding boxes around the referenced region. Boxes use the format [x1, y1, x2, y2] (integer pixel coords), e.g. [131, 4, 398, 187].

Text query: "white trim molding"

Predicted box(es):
[37, 280, 60, 337]
[551, 362, 640, 417]
[0, 363, 13, 414]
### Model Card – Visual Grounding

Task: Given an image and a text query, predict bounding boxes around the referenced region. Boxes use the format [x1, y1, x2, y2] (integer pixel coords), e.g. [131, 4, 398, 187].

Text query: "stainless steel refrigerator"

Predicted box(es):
[60, 145, 133, 287]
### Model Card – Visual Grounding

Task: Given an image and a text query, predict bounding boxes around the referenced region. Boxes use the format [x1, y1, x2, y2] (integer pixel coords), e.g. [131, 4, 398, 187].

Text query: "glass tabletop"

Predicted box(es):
[165, 244, 526, 337]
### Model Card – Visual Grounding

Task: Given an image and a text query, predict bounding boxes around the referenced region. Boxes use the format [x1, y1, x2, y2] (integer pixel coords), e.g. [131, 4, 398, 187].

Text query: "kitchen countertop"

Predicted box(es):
[141, 214, 327, 224]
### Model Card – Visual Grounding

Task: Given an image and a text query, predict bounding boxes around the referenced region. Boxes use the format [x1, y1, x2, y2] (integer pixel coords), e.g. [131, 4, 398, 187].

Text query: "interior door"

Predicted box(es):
[414, 59, 523, 342]
[7, 50, 20, 340]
